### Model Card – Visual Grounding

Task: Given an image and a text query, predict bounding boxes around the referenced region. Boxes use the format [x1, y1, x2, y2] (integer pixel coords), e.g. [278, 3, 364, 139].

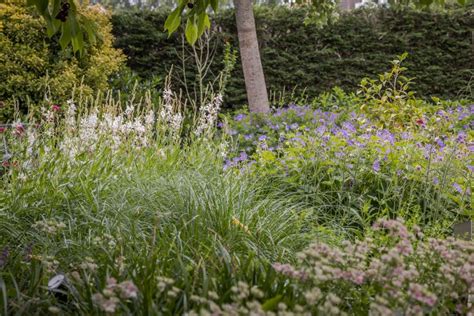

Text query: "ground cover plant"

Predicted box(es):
[0, 57, 473, 315]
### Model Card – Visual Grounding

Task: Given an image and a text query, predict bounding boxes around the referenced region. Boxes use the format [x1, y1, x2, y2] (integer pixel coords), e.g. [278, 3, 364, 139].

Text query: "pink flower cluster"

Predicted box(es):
[92, 277, 138, 313]
[273, 218, 474, 314]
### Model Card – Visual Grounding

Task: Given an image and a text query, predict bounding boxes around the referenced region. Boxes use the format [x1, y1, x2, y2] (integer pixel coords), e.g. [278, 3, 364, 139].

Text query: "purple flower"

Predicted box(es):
[244, 134, 253, 140]
[342, 122, 356, 134]
[258, 135, 267, 142]
[118, 281, 139, 299]
[376, 130, 395, 145]
[269, 123, 280, 130]
[456, 132, 466, 144]
[328, 113, 338, 122]
[436, 138, 445, 149]
[223, 159, 233, 171]
[372, 159, 381, 172]
[291, 137, 306, 146]
[453, 183, 463, 194]
[239, 152, 248, 161]
[340, 129, 350, 139]
[234, 113, 246, 121]
[316, 125, 327, 135]
[433, 177, 439, 185]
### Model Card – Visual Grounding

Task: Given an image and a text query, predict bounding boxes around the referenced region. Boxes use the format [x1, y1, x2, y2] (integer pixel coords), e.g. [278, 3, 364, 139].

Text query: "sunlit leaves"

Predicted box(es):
[164, 1, 212, 46]
[185, 16, 198, 44]
[164, 6, 183, 35]
[197, 13, 211, 37]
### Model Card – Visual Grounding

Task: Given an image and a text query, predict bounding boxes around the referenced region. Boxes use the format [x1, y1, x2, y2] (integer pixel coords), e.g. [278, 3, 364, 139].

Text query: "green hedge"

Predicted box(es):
[111, 6, 474, 108]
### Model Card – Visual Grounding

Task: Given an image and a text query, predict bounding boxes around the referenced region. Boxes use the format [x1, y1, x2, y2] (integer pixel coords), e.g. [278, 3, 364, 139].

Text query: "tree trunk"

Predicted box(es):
[234, 0, 270, 113]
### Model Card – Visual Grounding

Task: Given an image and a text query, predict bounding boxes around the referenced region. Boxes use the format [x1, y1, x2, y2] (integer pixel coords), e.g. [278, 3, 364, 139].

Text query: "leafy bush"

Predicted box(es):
[0, 0, 125, 121]
[111, 5, 473, 108]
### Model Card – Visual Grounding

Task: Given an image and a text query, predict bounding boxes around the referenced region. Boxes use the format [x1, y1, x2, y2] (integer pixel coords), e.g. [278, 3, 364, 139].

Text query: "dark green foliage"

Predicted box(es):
[111, 6, 474, 108]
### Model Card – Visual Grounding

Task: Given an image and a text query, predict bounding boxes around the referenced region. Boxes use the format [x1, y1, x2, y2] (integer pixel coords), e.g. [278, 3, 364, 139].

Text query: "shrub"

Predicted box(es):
[0, 0, 125, 121]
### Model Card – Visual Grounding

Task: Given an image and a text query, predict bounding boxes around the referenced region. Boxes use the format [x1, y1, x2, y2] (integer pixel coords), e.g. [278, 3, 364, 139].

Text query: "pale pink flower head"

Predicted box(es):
[118, 280, 139, 299]
[14, 123, 25, 136]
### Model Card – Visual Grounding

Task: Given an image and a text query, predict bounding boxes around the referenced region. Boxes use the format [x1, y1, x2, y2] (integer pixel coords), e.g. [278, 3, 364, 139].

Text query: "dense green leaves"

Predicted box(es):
[112, 6, 473, 108]
[26, 0, 471, 50]
[25, 0, 97, 53]
[0, 1, 124, 121]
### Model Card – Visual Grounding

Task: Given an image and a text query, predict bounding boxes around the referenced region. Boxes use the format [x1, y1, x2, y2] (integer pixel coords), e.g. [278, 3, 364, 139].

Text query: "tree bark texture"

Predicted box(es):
[234, 0, 270, 113]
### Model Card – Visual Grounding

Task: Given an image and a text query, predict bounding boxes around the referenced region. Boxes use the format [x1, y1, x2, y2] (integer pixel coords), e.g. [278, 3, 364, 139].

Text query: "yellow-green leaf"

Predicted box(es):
[185, 17, 198, 45]
[164, 8, 182, 36]
[261, 150, 276, 162]
[197, 13, 210, 38]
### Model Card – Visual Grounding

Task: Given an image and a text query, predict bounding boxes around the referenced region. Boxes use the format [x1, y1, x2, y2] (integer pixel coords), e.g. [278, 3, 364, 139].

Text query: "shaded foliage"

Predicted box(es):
[112, 5, 474, 108]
